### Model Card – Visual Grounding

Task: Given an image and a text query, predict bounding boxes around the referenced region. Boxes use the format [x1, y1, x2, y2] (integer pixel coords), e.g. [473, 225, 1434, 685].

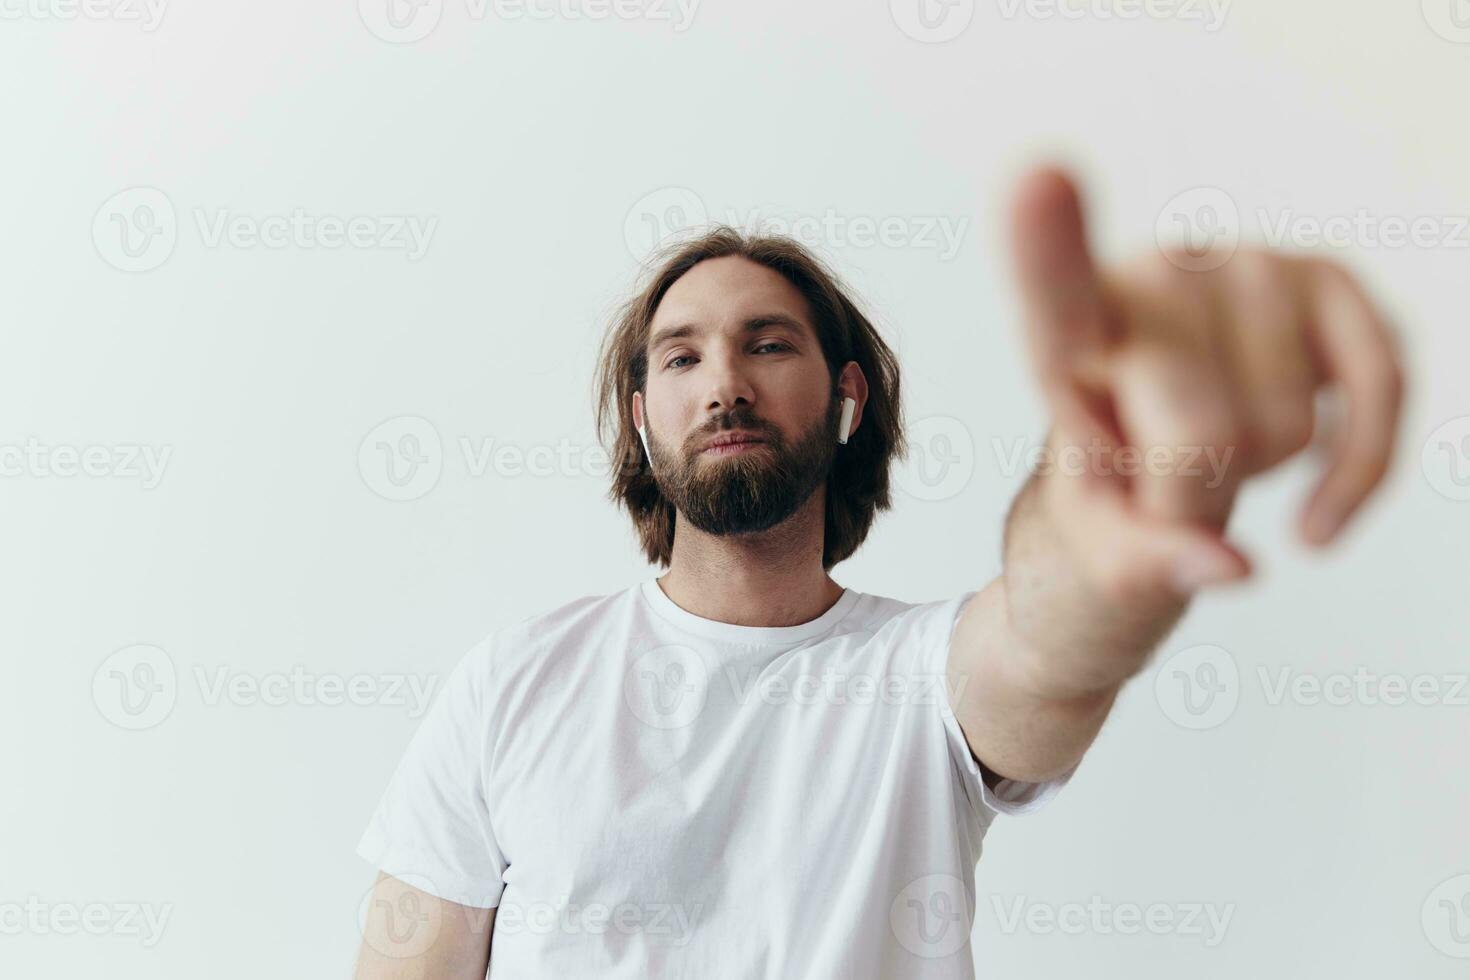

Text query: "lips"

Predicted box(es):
[703, 431, 765, 451]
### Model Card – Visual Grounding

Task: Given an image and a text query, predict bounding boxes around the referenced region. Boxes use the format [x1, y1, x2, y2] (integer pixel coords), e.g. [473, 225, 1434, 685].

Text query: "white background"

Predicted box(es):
[2, 0, 1467, 977]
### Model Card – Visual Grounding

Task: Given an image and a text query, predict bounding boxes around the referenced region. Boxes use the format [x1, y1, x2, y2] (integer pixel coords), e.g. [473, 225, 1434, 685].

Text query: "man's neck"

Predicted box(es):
[657, 491, 845, 629]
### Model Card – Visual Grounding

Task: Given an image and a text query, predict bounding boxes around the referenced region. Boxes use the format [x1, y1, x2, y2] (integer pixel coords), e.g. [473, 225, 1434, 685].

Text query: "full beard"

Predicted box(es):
[651, 395, 841, 537]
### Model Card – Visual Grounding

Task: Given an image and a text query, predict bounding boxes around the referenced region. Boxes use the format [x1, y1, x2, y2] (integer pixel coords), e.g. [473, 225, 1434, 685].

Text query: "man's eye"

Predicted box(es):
[755, 342, 792, 354]
[667, 355, 694, 369]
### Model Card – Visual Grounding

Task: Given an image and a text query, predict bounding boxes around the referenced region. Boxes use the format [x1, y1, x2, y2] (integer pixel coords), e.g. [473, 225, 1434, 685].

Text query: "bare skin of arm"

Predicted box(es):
[354, 873, 496, 980]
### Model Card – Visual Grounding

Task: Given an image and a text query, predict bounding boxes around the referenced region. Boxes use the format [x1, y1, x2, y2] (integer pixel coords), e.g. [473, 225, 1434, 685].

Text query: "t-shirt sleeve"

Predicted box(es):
[919, 590, 1078, 818]
[355, 637, 508, 908]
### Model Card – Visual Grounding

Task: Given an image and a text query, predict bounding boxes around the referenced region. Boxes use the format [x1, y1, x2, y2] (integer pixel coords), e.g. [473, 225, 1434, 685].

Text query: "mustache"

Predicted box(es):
[689, 412, 779, 447]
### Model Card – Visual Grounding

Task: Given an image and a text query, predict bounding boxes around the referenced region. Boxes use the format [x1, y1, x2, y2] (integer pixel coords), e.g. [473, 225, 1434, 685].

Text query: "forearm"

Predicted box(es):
[948, 576, 1123, 782]
[998, 455, 1192, 699]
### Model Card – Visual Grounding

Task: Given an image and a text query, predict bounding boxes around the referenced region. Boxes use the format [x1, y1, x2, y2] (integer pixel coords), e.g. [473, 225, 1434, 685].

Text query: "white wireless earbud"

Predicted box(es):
[636, 421, 652, 462]
[837, 396, 856, 445]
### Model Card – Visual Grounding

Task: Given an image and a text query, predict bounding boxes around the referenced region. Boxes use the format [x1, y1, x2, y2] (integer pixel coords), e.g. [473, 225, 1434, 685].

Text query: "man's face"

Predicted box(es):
[640, 255, 841, 536]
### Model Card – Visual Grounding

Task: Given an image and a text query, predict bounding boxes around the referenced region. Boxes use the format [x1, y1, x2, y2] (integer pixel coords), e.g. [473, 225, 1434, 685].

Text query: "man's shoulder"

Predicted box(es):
[844, 589, 958, 630]
[458, 581, 639, 676]
[500, 583, 633, 640]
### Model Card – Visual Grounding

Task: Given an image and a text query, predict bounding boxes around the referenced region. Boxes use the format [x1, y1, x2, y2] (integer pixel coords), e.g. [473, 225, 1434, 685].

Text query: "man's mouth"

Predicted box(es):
[702, 431, 767, 455]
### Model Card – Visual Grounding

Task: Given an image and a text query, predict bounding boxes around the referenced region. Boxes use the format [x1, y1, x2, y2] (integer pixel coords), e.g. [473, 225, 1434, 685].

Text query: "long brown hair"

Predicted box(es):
[593, 226, 906, 570]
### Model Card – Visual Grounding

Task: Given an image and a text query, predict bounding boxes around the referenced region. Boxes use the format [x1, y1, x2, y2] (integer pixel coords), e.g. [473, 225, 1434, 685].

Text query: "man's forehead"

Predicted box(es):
[648, 258, 814, 347]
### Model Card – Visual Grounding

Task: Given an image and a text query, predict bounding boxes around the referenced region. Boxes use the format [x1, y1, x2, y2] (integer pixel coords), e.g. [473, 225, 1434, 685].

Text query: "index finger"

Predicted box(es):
[1009, 166, 1114, 424]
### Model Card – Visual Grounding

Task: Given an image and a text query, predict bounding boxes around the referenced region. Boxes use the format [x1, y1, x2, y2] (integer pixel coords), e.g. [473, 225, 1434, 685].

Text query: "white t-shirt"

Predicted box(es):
[357, 577, 1076, 979]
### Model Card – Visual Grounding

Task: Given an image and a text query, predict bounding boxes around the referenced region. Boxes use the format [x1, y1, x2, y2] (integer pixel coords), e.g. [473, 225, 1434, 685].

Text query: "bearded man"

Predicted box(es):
[353, 168, 1404, 980]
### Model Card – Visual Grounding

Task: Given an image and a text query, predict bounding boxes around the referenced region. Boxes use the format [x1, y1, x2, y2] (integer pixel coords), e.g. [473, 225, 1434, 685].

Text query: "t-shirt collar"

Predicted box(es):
[640, 576, 859, 645]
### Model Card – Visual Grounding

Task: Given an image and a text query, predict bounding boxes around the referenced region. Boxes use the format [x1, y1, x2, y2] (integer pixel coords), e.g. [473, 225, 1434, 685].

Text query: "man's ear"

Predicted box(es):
[836, 362, 869, 442]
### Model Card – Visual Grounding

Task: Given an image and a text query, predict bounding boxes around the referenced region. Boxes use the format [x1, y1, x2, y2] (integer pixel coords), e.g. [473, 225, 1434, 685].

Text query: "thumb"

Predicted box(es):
[1060, 476, 1252, 600]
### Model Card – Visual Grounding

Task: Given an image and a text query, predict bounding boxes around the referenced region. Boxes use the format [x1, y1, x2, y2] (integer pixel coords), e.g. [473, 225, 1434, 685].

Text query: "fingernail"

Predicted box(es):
[1169, 551, 1240, 595]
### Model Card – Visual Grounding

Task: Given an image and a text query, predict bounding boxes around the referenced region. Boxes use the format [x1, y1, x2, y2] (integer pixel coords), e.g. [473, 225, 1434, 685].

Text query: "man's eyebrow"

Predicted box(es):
[648, 314, 808, 354]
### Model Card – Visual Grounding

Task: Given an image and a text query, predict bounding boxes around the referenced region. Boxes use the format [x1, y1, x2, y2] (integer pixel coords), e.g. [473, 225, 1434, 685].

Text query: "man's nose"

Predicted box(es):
[702, 353, 756, 415]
